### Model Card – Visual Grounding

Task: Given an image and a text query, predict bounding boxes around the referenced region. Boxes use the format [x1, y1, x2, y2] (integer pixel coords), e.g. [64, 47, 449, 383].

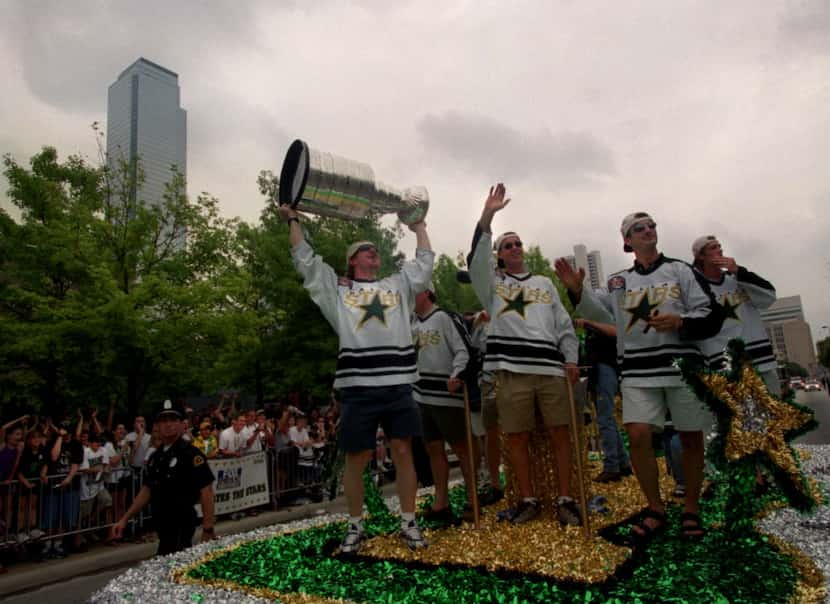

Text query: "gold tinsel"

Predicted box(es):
[698, 365, 816, 504]
[359, 458, 682, 583]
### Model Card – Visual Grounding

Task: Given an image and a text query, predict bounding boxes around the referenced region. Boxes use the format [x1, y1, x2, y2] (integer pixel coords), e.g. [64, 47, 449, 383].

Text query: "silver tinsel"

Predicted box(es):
[758, 444, 830, 603]
[89, 462, 830, 603]
[87, 483, 448, 604]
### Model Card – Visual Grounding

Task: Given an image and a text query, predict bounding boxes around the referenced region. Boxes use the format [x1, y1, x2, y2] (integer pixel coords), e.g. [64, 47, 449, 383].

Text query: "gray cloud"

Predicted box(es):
[417, 111, 615, 191]
[778, 0, 830, 49]
[2, 1, 269, 114]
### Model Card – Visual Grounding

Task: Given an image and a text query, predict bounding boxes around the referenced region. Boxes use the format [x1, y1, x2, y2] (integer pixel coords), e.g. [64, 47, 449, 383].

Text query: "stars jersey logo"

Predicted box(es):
[622, 283, 682, 333]
[624, 293, 661, 332]
[343, 288, 401, 330]
[498, 288, 533, 318]
[494, 282, 553, 320]
[717, 290, 748, 322]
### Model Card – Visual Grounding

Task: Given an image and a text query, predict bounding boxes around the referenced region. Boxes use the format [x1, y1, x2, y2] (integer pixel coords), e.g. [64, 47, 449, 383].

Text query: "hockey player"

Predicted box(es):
[554, 212, 723, 543]
[469, 184, 581, 526]
[412, 286, 475, 525]
[691, 235, 779, 394]
[279, 204, 433, 554]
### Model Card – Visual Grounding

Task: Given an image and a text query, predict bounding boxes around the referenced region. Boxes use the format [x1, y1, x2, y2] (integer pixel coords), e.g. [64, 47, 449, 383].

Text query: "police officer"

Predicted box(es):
[113, 400, 216, 555]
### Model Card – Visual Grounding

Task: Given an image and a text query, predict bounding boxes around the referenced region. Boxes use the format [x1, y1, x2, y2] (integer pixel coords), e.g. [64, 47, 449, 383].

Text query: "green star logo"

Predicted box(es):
[721, 297, 742, 321]
[357, 292, 390, 328]
[498, 289, 533, 319]
[624, 292, 660, 332]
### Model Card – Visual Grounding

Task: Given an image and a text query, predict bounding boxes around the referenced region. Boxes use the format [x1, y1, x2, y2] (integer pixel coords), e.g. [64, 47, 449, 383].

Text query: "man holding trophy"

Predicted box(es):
[278, 140, 434, 554]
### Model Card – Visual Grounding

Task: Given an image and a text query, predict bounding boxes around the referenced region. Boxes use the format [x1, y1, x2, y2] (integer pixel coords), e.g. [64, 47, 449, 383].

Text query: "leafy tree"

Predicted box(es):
[785, 362, 808, 378]
[817, 338, 830, 370]
[432, 253, 481, 313]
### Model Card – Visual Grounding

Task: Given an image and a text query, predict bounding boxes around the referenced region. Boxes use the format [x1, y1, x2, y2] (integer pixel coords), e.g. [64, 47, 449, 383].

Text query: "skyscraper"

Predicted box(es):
[106, 58, 187, 209]
[563, 244, 604, 290]
[760, 295, 819, 374]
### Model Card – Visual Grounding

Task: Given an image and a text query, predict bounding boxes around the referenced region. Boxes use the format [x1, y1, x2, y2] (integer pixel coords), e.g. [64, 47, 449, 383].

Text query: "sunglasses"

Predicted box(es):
[501, 240, 523, 251]
[355, 244, 377, 254]
[630, 221, 657, 234]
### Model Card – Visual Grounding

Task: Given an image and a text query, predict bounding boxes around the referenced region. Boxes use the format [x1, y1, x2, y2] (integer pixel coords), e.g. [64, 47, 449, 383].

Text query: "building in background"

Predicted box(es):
[106, 57, 187, 210]
[563, 244, 604, 290]
[760, 295, 819, 375]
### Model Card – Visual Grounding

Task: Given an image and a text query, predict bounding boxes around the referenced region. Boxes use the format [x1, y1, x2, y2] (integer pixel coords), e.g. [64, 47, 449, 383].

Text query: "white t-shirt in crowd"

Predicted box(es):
[219, 427, 247, 454]
[289, 427, 315, 466]
[125, 432, 152, 468]
[240, 424, 262, 453]
[81, 446, 110, 501]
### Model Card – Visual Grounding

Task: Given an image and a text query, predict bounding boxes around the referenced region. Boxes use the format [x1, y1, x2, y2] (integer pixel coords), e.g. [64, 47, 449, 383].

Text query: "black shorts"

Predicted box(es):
[338, 384, 422, 453]
[419, 403, 467, 445]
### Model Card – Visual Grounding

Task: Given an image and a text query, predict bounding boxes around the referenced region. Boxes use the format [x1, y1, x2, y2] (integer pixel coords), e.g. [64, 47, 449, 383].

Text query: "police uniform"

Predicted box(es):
[145, 406, 215, 556]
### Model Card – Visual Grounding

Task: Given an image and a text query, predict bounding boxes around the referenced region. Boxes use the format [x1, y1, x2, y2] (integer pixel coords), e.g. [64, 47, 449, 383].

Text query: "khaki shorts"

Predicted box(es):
[621, 384, 711, 432]
[495, 371, 570, 433]
[80, 488, 112, 518]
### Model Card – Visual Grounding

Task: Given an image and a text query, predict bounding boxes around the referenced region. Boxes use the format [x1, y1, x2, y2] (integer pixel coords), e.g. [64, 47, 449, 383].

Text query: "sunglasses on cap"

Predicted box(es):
[630, 221, 657, 234]
[500, 240, 523, 251]
[355, 244, 377, 254]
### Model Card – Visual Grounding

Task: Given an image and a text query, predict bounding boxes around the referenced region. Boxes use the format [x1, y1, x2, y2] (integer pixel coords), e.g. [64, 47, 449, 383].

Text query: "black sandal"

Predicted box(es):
[629, 508, 667, 548]
[680, 512, 705, 540]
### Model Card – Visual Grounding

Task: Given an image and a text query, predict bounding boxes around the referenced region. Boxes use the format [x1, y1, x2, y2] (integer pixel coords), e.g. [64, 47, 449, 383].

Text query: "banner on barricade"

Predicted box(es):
[201, 452, 270, 515]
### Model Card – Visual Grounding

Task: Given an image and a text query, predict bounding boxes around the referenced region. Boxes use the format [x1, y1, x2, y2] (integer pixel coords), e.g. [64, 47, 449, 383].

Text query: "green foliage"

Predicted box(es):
[431, 253, 480, 313]
[817, 337, 830, 370]
[784, 361, 808, 378]
[0, 149, 413, 419]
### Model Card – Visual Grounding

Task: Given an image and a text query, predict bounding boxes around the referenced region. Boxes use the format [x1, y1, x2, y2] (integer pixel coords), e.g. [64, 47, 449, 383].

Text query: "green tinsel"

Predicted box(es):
[189, 482, 799, 603]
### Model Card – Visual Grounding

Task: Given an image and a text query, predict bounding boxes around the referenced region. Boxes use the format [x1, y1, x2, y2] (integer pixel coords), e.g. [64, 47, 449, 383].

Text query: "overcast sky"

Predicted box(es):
[2, 0, 829, 342]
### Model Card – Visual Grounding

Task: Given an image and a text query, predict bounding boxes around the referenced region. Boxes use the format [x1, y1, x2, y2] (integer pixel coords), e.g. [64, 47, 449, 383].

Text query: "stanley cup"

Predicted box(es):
[278, 139, 429, 225]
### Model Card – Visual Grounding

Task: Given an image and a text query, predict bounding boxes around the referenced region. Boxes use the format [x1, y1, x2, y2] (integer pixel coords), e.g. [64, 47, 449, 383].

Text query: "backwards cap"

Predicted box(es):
[620, 212, 654, 252]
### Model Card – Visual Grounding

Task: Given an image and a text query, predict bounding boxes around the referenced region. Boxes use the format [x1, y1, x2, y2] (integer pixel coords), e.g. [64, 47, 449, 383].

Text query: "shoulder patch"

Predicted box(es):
[193, 455, 205, 466]
[608, 275, 626, 291]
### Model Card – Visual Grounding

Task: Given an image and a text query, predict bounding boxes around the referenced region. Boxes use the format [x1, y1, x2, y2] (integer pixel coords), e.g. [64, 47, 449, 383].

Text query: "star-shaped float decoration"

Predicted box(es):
[624, 292, 660, 332]
[357, 292, 390, 328]
[686, 339, 819, 512]
[498, 289, 533, 319]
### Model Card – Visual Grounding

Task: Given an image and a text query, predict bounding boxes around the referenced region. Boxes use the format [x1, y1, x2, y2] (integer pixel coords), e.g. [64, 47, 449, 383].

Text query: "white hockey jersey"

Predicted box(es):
[412, 308, 469, 408]
[291, 240, 434, 389]
[575, 254, 723, 387]
[694, 267, 776, 373]
[470, 231, 578, 377]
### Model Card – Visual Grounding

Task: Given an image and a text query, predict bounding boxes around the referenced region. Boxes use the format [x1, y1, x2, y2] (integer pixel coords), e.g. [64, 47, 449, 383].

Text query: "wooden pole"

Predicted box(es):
[462, 383, 481, 529]
[565, 377, 591, 538]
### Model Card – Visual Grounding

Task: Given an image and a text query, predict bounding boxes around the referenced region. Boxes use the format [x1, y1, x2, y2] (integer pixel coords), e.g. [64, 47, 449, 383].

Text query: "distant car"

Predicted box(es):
[804, 380, 822, 392]
[789, 378, 805, 390]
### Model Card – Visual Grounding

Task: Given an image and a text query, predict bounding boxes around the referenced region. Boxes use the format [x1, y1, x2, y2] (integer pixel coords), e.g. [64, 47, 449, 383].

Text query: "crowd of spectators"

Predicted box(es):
[0, 391, 341, 573]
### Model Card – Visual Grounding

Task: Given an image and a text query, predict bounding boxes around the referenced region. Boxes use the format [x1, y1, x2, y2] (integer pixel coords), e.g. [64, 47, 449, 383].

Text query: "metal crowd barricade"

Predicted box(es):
[0, 465, 153, 558]
[265, 441, 391, 509]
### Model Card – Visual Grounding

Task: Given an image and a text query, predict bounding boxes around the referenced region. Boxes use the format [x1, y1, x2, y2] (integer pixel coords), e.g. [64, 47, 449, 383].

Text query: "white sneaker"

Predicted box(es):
[398, 520, 428, 550]
[340, 523, 366, 555]
[17, 532, 30, 544]
[29, 529, 45, 539]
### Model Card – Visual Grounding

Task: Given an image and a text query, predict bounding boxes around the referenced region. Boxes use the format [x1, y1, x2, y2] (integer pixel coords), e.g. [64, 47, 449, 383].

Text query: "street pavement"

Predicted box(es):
[794, 389, 830, 444]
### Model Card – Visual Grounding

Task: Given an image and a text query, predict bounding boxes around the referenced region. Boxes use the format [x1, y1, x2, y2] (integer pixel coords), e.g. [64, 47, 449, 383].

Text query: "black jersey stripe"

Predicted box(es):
[621, 352, 702, 373]
[335, 367, 417, 379]
[621, 369, 683, 378]
[486, 341, 565, 363]
[336, 351, 417, 371]
[624, 344, 703, 355]
[488, 335, 561, 350]
[485, 355, 565, 368]
[339, 345, 416, 355]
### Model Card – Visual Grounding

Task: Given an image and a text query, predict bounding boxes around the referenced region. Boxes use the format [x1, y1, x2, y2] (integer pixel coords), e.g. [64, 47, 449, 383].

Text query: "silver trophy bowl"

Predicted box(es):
[278, 139, 429, 225]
